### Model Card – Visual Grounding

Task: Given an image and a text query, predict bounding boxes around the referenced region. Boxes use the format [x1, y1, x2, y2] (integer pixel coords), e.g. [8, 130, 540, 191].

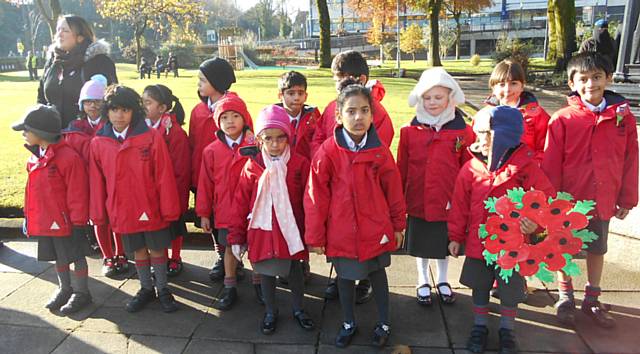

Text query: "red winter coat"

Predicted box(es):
[481, 91, 551, 163]
[311, 81, 394, 155]
[397, 111, 474, 221]
[275, 103, 321, 160]
[89, 119, 181, 234]
[304, 126, 406, 261]
[448, 145, 555, 260]
[195, 130, 252, 228]
[24, 141, 89, 237]
[62, 119, 106, 164]
[149, 113, 191, 213]
[542, 91, 639, 220]
[188, 92, 251, 189]
[227, 150, 310, 263]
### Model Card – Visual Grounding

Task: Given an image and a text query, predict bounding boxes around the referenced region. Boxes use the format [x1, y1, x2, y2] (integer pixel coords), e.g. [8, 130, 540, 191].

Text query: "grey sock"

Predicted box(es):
[55, 261, 72, 291]
[472, 288, 490, 327]
[337, 277, 356, 324]
[151, 256, 168, 291]
[499, 305, 517, 330]
[260, 274, 277, 314]
[72, 258, 89, 294]
[369, 268, 390, 324]
[288, 261, 305, 312]
[135, 259, 153, 290]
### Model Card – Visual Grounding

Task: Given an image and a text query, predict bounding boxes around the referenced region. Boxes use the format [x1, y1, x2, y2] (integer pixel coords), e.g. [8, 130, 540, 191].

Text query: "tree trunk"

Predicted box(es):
[428, 0, 442, 66]
[454, 13, 461, 60]
[547, 1, 557, 61]
[550, 0, 576, 71]
[317, 0, 332, 68]
[35, 0, 61, 41]
[412, 53, 416, 62]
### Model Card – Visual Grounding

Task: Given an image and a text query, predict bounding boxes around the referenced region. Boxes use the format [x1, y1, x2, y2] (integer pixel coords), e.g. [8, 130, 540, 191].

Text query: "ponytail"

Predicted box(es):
[143, 84, 184, 125]
[171, 95, 185, 125]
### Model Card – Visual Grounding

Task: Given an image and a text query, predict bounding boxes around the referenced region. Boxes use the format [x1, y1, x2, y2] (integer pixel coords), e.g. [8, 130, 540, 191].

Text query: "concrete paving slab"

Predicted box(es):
[80, 305, 206, 337]
[193, 277, 324, 344]
[127, 334, 190, 354]
[254, 344, 316, 354]
[51, 330, 128, 354]
[546, 258, 640, 291]
[183, 339, 253, 354]
[319, 286, 449, 348]
[0, 323, 69, 354]
[0, 272, 34, 300]
[0, 240, 51, 274]
[443, 289, 590, 353]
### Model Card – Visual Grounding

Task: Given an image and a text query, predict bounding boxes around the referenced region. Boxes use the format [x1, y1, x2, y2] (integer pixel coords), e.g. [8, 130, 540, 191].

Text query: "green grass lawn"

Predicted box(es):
[0, 61, 483, 213]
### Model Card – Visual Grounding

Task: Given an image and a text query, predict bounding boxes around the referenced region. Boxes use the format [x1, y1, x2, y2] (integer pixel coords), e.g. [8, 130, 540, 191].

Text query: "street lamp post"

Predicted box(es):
[396, 0, 401, 76]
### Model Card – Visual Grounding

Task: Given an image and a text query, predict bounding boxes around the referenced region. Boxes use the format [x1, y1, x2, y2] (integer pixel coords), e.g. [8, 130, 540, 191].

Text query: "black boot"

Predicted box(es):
[60, 292, 92, 314]
[45, 288, 73, 311]
[158, 288, 178, 313]
[125, 288, 156, 313]
[467, 325, 489, 353]
[213, 287, 237, 311]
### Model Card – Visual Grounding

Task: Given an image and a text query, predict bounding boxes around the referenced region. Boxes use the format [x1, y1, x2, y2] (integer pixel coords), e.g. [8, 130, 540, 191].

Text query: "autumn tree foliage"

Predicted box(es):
[400, 23, 424, 61]
[443, 0, 493, 59]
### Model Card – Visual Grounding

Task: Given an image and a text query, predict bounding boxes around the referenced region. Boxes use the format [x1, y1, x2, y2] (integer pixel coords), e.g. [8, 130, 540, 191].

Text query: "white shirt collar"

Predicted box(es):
[288, 110, 302, 122]
[582, 97, 607, 113]
[39, 146, 48, 157]
[113, 126, 129, 140]
[88, 116, 102, 127]
[145, 118, 162, 129]
[207, 93, 227, 112]
[225, 132, 243, 148]
[341, 128, 367, 152]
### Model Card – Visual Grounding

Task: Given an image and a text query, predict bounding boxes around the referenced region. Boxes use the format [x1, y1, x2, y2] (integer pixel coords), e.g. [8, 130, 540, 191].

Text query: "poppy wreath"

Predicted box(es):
[479, 188, 598, 283]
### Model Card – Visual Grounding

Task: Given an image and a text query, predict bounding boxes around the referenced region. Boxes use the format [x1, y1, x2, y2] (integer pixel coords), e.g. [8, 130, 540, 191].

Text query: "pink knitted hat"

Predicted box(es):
[255, 105, 292, 142]
[78, 74, 108, 109]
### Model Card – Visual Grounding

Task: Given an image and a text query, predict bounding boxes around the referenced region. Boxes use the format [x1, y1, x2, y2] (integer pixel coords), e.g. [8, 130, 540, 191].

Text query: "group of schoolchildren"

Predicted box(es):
[12, 49, 638, 354]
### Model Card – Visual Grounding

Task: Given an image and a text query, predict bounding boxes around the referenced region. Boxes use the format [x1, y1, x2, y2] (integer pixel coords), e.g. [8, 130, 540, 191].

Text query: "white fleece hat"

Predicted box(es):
[408, 68, 465, 130]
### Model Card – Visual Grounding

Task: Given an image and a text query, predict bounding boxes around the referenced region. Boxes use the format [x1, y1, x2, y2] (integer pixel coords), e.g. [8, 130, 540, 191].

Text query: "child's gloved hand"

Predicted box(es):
[448, 241, 461, 258]
[200, 217, 211, 232]
[519, 217, 538, 235]
[394, 231, 404, 250]
[309, 246, 325, 255]
[231, 244, 247, 261]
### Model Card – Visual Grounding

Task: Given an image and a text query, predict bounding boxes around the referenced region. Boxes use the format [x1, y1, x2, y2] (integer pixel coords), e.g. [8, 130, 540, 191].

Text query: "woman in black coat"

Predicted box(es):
[37, 15, 118, 127]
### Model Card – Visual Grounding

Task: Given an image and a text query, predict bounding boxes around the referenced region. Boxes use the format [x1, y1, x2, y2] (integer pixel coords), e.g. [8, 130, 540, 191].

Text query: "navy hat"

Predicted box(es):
[595, 19, 608, 28]
[488, 106, 524, 171]
[12, 104, 62, 143]
[199, 57, 236, 93]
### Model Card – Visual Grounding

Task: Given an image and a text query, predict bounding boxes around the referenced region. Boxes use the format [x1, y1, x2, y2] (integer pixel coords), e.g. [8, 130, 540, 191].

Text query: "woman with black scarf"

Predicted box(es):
[37, 15, 118, 128]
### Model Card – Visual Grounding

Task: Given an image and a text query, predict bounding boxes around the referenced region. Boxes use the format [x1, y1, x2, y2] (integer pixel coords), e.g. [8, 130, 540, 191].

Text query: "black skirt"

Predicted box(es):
[121, 228, 173, 253]
[405, 216, 449, 259]
[169, 214, 188, 240]
[36, 228, 92, 264]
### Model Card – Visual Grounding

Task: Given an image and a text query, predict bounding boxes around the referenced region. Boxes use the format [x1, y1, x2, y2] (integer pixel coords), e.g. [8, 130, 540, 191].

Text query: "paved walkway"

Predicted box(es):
[0, 238, 639, 354]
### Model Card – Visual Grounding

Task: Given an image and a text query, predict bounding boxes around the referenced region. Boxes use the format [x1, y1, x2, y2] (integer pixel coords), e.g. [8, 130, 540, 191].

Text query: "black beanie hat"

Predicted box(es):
[12, 104, 62, 143]
[199, 57, 236, 93]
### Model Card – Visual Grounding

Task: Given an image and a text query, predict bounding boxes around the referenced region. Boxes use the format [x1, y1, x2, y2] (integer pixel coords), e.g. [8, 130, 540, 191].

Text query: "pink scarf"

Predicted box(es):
[249, 145, 304, 256]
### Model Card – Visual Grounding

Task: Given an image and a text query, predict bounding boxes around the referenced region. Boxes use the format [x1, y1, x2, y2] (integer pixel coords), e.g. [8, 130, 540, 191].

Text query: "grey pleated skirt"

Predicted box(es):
[36, 230, 92, 264]
[329, 252, 391, 281]
[253, 258, 292, 277]
[121, 228, 173, 253]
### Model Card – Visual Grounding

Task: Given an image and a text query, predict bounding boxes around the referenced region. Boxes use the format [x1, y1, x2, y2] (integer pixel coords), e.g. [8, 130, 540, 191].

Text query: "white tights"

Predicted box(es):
[416, 257, 451, 296]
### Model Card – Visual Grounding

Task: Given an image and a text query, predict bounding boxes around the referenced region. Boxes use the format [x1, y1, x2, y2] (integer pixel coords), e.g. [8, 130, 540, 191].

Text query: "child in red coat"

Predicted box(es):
[142, 84, 191, 277]
[543, 52, 639, 329]
[228, 105, 314, 335]
[14, 105, 92, 314]
[479, 60, 550, 163]
[63, 74, 128, 277]
[448, 106, 555, 354]
[190, 57, 252, 281]
[90, 85, 181, 313]
[398, 67, 473, 306]
[196, 97, 258, 310]
[312, 50, 395, 304]
[305, 80, 406, 348]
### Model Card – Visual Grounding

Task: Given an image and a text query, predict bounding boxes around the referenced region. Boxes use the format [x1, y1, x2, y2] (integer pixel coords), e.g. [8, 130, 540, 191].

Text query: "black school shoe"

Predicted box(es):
[466, 325, 489, 353]
[293, 309, 315, 330]
[335, 321, 357, 348]
[115, 255, 130, 274]
[372, 322, 391, 347]
[102, 257, 117, 277]
[581, 300, 616, 328]
[209, 258, 224, 281]
[158, 288, 178, 313]
[261, 311, 278, 335]
[498, 328, 518, 354]
[355, 279, 373, 304]
[213, 287, 237, 311]
[60, 292, 92, 314]
[126, 287, 156, 313]
[45, 288, 73, 311]
[167, 258, 183, 277]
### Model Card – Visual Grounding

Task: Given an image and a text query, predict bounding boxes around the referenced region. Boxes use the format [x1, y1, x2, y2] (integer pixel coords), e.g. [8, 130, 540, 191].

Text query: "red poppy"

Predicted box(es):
[541, 250, 566, 271]
[539, 199, 574, 228]
[495, 197, 521, 221]
[484, 232, 524, 254]
[485, 216, 521, 238]
[517, 245, 544, 276]
[497, 244, 530, 270]
[546, 212, 588, 233]
[520, 190, 550, 225]
[546, 229, 583, 255]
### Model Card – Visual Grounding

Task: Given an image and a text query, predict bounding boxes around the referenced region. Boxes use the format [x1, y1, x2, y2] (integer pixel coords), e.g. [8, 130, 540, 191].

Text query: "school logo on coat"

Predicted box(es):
[380, 234, 390, 245]
[50, 221, 60, 230]
[138, 146, 151, 161]
[139, 212, 149, 221]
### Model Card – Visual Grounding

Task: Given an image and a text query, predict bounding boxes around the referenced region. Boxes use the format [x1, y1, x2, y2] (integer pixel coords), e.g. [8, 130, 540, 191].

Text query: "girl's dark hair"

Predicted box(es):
[60, 15, 95, 43]
[336, 77, 372, 112]
[102, 85, 145, 124]
[143, 84, 185, 125]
